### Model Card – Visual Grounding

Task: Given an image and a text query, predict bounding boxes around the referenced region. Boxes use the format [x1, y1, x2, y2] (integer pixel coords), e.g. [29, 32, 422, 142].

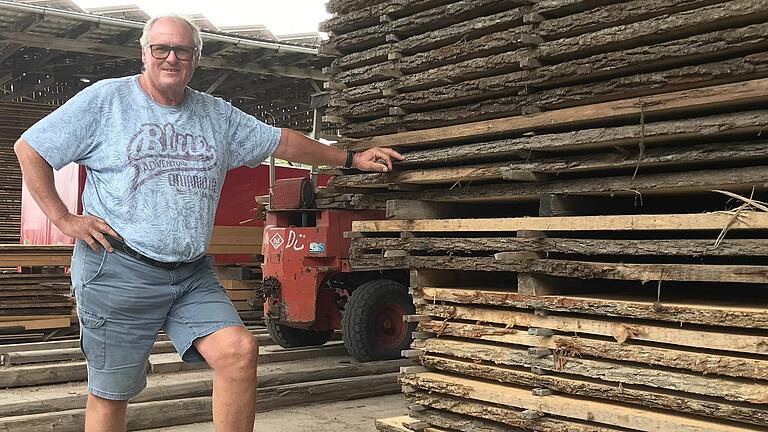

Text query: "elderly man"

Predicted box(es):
[15, 14, 401, 432]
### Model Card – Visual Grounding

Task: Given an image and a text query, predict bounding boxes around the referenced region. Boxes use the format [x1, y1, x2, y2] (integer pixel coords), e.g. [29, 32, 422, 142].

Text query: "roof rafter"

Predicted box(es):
[0, 31, 327, 80]
[0, 12, 44, 65]
[1, 21, 100, 89]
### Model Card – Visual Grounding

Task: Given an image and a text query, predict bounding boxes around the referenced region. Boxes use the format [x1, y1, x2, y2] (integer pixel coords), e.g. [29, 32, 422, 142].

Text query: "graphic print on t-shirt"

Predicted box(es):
[127, 122, 218, 196]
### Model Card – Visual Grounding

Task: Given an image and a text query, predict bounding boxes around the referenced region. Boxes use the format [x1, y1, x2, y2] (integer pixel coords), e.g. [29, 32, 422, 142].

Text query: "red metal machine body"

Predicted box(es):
[262, 208, 384, 330]
[262, 178, 412, 362]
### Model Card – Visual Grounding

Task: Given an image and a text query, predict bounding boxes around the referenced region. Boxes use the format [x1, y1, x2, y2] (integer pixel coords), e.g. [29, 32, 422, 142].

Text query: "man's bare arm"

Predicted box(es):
[14, 138, 117, 251]
[272, 129, 403, 172]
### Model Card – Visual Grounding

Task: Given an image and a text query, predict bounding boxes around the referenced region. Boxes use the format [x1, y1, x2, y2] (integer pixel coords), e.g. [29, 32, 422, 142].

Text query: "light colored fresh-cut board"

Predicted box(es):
[0, 246, 74, 251]
[210, 226, 264, 245]
[0, 317, 70, 330]
[352, 211, 768, 232]
[206, 245, 262, 255]
[225, 290, 254, 301]
[0, 254, 71, 267]
[232, 301, 255, 311]
[375, 416, 415, 432]
[331, 162, 508, 187]
[375, 416, 450, 432]
[401, 372, 764, 432]
[418, 303, 768, 355]
[0, 315, 71, 322]
[221, 279, 261, 290]
[207, 226, 264, 255]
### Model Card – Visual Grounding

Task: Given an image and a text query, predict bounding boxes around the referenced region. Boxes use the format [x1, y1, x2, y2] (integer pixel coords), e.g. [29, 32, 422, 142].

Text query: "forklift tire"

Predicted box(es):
[265, 318, 334, 348]
[342, 279, 415, 362]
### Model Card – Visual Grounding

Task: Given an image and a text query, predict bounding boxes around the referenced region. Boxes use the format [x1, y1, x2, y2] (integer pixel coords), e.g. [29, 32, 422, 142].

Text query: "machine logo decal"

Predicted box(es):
[287, 230, 306, 251]
[269, 232, 285, 250]
[309, 242, 325, 254]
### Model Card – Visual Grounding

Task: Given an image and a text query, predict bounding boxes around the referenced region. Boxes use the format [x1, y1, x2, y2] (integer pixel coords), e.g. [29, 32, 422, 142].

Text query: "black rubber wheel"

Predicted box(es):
[342, 279, 415, 362]
[265, 318, 334, 348]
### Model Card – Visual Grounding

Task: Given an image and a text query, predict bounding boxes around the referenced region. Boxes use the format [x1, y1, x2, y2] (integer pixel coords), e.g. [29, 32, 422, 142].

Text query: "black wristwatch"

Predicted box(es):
[344, 150, 355, 168]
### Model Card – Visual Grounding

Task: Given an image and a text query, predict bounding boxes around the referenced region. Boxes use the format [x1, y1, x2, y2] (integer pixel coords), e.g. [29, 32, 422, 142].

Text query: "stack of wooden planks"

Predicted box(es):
[0, 245, 76, 342]
[323, 0, 768, 139]
[0, 326, 407, 431]
[0, 102, 56, 243]
[321, 0, 768, 431]
[213, 264, 264, 324]
[0, 102, 71, 339]
[207, 225, 264, 256]
[0, 225, 265, 340]
[209, 225, 265, 322]
[356, 213, 768, 432]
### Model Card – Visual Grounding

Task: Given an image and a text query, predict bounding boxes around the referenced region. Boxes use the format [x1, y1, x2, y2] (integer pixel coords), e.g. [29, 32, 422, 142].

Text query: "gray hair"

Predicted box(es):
[140, 15, 203, 57]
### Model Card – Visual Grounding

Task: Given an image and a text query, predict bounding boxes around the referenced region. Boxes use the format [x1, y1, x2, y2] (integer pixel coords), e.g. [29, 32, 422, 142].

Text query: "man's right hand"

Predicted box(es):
[55, 213, 119, 252]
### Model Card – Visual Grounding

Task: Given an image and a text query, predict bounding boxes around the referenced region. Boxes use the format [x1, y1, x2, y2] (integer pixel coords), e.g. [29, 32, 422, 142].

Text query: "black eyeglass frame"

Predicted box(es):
[146, 44, 198, 61]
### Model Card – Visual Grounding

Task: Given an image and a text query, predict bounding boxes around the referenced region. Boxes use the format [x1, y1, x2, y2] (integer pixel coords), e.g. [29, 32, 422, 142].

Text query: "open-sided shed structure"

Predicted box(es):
[0, 0, 331, 131]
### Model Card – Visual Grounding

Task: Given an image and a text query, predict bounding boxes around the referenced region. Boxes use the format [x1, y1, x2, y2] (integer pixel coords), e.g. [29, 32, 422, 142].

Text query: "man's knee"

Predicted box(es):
[199, 327, 258, 371]
[85, 394, 128, 432]
[87, 393, 129, 413]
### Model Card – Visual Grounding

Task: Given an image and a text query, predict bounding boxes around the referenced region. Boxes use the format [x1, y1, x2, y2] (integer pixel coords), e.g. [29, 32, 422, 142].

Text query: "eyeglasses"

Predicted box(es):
[147, 44, 197, 61]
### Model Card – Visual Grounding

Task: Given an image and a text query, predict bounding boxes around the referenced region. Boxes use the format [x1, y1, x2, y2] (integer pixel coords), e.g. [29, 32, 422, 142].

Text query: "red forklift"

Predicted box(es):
[261, 177, 413, 362]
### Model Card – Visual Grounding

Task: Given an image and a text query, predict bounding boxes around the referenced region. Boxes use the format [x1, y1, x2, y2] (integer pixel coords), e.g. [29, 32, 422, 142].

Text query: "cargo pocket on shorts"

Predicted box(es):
[79, 307, 107, 370]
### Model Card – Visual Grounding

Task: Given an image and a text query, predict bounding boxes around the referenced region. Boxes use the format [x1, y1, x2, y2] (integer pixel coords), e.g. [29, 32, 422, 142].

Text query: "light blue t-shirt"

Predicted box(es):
[22, 75, 281, 262]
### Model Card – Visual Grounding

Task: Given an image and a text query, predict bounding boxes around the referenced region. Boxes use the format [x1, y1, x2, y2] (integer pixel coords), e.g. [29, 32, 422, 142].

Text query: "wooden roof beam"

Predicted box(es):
[40, 28, 140, 75]
[211, 74, 257, 96]
[217, 77, 292, 99]
[201, 41, 233, 58]
[0, 31, 327, 80]
[219, 78, 311, 101]
[0, 12, 44, 65]
[203, 57, 326, 81]
[205, 70, 232, 94]
[0, 21, 100, 87]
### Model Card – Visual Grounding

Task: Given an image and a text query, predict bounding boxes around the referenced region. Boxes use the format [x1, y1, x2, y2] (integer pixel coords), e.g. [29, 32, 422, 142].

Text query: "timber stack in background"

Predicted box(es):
[208, 225, 267, 324]
[0, 225, 265, 343]
[0, 245, 74, 343]
[0, 103, 55, 243]
[320, 0, 768, 431]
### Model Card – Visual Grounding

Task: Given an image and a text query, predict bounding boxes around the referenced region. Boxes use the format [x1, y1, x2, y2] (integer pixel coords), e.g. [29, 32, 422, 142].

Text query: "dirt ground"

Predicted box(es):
[140, 393, 407, 431]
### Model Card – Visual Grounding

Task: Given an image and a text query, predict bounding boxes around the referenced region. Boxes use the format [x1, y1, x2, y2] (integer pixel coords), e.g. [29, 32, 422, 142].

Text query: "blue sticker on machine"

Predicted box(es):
[309, 242, 325, 254]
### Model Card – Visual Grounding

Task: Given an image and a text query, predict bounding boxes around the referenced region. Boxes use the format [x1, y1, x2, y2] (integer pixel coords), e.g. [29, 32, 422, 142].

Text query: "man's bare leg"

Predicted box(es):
[195, 326, 259, 432]
[85, 394, 128, 432]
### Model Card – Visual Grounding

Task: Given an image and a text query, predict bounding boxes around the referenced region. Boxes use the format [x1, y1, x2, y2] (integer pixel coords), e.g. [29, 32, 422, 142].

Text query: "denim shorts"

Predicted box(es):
[71, 240, 243, 400]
